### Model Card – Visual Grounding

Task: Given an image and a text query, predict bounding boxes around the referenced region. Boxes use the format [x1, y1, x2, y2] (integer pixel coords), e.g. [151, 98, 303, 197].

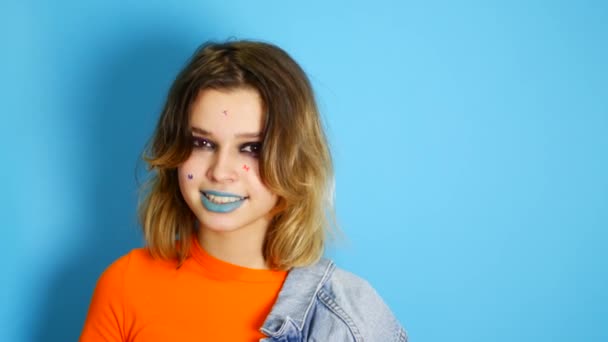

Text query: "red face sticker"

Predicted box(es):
[243, 165, 250, 172]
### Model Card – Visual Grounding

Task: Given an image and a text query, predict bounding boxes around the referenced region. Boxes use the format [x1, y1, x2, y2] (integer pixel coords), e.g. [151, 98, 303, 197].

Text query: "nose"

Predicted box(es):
[207, 148, 238, 183]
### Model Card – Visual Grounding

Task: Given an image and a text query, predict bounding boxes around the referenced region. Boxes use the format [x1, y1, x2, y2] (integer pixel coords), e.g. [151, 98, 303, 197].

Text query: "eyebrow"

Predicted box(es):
[191, 127, 261, 139]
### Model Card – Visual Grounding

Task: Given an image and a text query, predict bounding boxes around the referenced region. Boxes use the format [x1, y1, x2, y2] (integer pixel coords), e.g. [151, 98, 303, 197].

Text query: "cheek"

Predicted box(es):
[245, 164, 276, 200]
[179, 156, 206, 182]
[241, 159, 262, 179]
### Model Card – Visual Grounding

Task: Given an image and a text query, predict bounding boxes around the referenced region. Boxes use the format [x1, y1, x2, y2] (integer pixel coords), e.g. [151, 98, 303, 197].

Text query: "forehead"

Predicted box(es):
[189, 87, 264, 136]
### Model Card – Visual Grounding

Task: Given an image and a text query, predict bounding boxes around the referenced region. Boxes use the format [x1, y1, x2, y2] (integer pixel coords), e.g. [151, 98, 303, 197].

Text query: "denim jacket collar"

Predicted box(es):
[260, 258, 335, 338]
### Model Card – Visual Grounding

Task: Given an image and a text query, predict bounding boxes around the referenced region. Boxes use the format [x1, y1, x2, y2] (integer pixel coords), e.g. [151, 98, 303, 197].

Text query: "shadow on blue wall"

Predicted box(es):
[31, 29, 201, 341]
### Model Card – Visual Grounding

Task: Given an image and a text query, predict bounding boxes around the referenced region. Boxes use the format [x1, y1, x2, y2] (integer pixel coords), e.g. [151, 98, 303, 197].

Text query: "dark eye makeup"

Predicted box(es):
[191, 136, 261, 157]
[192, 137, 214, 149]
[240, 142, 262, 157]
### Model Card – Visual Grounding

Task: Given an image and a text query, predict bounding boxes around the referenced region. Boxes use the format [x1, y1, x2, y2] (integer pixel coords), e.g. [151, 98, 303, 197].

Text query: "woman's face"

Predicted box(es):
[178, 87, 278, 235]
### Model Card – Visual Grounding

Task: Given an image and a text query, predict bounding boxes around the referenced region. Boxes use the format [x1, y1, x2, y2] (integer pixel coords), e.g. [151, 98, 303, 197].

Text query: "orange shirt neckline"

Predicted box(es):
[190, 238, 288, 283]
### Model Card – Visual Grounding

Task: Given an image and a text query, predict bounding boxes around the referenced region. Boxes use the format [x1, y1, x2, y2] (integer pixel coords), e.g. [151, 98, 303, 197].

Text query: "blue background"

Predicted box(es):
[1, 1, 606, 341]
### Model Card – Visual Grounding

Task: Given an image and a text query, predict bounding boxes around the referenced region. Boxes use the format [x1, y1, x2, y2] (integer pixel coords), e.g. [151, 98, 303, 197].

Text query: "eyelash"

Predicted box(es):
[192, 137, 261, 157]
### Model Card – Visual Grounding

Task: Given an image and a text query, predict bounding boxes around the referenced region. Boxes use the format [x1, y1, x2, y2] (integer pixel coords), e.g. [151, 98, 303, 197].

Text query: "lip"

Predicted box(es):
[202, 190, 246, 199]
[200, 190, 247, 213]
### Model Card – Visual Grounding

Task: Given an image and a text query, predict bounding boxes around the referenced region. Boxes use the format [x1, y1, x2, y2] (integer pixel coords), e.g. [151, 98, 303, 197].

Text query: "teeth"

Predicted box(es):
[206, 193, 243, 204]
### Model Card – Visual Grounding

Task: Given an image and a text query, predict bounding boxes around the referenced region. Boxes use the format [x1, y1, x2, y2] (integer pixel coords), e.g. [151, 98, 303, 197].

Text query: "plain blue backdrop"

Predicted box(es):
[1, 1, 606, 341]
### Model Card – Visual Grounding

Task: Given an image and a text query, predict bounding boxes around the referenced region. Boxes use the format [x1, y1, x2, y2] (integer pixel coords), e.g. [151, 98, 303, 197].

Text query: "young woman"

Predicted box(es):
[80, 40, 407, 341]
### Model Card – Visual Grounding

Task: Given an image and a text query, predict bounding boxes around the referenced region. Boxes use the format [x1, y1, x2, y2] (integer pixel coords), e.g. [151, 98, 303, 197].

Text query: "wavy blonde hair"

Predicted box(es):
[138, 40, 337, 270]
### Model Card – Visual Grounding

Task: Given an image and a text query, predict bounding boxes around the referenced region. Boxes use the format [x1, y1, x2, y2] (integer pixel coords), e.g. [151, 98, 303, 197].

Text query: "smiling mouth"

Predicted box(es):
[201, 191, 248, 204]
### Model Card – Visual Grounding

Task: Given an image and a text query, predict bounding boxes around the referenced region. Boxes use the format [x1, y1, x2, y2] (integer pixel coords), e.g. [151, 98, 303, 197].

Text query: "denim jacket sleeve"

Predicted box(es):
[306, 268, 408, 341]
[260, 259, 408, 342]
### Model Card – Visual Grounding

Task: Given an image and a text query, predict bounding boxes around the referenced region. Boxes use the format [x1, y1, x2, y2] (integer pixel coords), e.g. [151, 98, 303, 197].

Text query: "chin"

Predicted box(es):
[199, 220, 239, 233]
[198, 214, 248, 232]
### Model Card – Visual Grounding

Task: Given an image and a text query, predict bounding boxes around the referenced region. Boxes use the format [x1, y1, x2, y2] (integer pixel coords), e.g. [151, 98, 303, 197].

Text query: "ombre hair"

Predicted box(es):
[138, 40, 337, 270]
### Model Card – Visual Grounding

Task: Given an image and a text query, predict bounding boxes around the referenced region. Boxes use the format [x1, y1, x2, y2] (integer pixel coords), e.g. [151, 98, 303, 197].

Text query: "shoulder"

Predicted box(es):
[81, 249, 146, 340]
[97, 247, 177, 290]
[326, 267, 378, 300]
[97, 248, 150, 279]
[315, 264, 408, 341]
[253, 258, 408, 341]
[91, 248, 145, 298]
[94, 249, 136, 290]
[93, 246, 181, 299]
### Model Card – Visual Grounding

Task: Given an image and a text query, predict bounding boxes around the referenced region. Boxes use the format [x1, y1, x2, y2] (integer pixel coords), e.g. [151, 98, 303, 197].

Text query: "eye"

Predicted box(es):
[241, 142, 262, 157]
[192, 137, 214, 149]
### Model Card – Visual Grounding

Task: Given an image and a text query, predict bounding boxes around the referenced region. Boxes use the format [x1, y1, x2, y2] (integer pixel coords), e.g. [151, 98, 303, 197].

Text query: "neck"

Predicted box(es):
[198, 222, 270, 270]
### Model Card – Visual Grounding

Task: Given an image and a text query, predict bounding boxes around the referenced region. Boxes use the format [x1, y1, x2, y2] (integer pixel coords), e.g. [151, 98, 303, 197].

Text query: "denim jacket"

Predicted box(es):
[260, 258, 408, 341]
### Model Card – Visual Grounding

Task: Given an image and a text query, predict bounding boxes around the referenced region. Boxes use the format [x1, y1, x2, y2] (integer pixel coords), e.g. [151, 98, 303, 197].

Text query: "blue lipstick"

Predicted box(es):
[200, 190, 247, 213]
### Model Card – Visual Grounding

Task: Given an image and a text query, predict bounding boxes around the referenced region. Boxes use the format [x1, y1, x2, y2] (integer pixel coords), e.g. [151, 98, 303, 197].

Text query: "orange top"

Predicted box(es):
[79, 239, 288, 342]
